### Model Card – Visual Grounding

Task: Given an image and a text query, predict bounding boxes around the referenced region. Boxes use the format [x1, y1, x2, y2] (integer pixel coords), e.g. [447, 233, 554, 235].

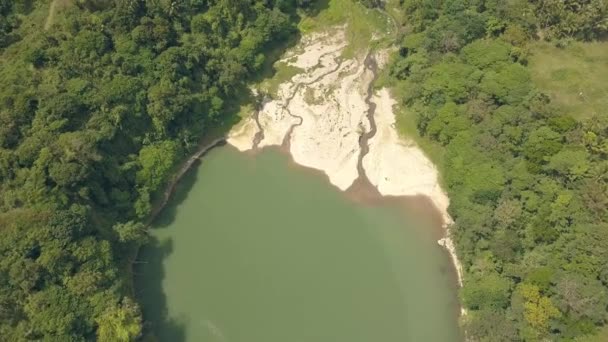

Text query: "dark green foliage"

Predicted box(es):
[392, 0, 608, 340]
[533, 0, 608, 40]
[0, 0, 304, 339]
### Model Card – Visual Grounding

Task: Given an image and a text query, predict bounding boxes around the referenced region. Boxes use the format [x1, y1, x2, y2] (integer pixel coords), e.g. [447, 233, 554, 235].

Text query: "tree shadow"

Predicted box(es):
[303, 0, 330, 18]
[134, 237, 187, 341]
[250, 31, 303, 85]
[152, 158, 203, 231]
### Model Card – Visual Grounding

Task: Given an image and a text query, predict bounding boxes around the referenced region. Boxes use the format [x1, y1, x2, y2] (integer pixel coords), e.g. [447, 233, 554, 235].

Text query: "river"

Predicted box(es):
[135, 146, 462, 341]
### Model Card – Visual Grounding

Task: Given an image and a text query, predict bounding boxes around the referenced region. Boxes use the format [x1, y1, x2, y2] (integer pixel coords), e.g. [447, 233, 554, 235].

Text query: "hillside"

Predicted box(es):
[384, 0, 608, 340]
[0, 0, 306, 339]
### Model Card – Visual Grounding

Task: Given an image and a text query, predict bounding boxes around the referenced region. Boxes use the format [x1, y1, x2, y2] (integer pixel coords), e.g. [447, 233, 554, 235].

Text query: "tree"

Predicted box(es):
[113, 221, 148, 244]
[422, 62, 481, 104]
[555, 273, 608, 324]
[546, 148, 590, 181]
[426, 102, 470, 144]
[462, 39, 512, 69]
[479, 63, 532, 105]
[462, 272, 513, 310]
[523, 126, 563, 170]
[136, 140, 181, 190]
[493, 199, 522, 228]
[464, 309, 519, 342]
[24, 286, 93, 338]
[96, 298, 142, 342]
[513, 283, 561, 337]
[533, 0, 608, 40]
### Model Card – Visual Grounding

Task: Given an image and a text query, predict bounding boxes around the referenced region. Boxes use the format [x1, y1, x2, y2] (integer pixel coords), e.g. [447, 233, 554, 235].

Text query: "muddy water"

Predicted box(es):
[136, 146, 462, 342]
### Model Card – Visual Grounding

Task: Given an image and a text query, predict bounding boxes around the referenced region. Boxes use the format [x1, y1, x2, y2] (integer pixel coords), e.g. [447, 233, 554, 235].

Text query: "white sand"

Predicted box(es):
[227, 28, 464, 291]
[257, 101, 300, 147]
[280, 28, 347, 69]
[287, 56, 374, 190]
[363, 90, 450, 221]
[227, 117, 259, 152]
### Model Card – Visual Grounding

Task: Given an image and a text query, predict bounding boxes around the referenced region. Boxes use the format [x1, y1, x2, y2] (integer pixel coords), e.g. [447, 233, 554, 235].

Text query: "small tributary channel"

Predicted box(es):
[135, 146, 462, 341]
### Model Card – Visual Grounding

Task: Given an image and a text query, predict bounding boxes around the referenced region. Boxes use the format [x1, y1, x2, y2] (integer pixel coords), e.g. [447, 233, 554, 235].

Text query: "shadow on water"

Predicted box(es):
[134, 161, 204, 341]
[135, 237, 186, 341]
[154, 155, 205, 230]
[132, 4, 333, 339]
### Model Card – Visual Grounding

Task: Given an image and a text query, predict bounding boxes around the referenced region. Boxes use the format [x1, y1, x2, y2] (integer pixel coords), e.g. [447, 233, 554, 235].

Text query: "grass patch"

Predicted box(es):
[303, 87, 316, 104]
[574, 325, 608, 342]
[299, 0, 393, 57]
[395, 106, 446, 166]
[529, 41, 608, 121]
[259, 61, 303, 96]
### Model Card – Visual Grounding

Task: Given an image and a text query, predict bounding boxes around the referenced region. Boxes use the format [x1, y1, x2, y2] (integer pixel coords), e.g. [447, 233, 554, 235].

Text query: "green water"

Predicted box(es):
[136, 146, 462, 342]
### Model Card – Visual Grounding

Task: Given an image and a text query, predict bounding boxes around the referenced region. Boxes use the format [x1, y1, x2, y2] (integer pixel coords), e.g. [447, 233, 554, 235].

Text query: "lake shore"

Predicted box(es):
[226, 27, 465, 294]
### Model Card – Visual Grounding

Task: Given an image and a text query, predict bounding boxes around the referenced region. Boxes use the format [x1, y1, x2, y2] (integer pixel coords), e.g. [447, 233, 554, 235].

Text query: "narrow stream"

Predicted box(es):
[356, 52, 379, 179]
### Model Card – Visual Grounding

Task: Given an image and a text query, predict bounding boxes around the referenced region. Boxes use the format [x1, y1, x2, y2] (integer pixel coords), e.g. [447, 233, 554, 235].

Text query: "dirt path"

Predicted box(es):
[45, 0, 70, 30]
[44, 0, 57, 30]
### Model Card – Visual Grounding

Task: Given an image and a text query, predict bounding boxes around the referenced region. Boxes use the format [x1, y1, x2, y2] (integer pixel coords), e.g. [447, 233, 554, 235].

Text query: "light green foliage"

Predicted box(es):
[479, 63, 532, 104]
[462, 39, 512, 68]
[547, 148, 590, 181]
[24, 285, 93, 338]
[137, 140, 180, 190]
[113, 221, 148, 244]
[96, 298, 142, 342]
[422, 62, 481, 103]
[426, 102, 470, 144]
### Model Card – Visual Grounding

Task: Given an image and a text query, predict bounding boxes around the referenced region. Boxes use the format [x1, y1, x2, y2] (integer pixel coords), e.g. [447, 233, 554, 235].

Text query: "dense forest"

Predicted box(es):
[0, 0, 305, 340]
[387, 0, 608, 340]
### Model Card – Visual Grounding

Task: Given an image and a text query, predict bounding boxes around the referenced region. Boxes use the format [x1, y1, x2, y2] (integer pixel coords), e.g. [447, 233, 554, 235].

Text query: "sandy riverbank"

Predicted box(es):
[362, 88, 464, 288]
[227, 27, 464, 290]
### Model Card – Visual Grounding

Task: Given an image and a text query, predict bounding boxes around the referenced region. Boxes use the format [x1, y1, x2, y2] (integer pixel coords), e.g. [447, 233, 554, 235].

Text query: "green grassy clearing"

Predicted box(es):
[529, 41, 608, 121]
[299, 0, 393, 57]
[258, 62, 303, 97]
